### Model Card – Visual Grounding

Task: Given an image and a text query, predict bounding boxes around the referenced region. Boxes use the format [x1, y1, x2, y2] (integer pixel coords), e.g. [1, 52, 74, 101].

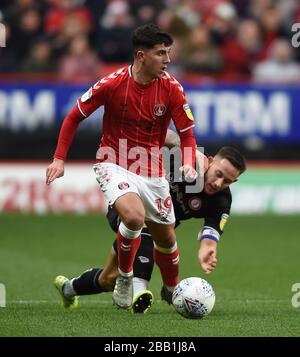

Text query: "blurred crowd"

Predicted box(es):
[0, 0, 300, 83]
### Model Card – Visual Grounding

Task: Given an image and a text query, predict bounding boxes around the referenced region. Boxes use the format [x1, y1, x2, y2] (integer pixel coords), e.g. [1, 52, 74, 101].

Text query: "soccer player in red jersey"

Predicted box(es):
[46, 24, 197, 309]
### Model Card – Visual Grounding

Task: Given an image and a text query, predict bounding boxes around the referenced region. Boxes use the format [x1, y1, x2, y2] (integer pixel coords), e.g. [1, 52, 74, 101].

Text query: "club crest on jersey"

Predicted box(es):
[118, 182, 129, 190]
[183, 103, 194, 121]
[154, 104, 166, 117]
[219, 213, 229, 231]
[188, 197, 202, 211]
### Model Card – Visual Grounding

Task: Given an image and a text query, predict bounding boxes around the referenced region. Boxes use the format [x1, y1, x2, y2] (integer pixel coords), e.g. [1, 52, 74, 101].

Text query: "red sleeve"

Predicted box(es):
[168, 77, 196, 167]
[179, 127, 196, 168]
[54, 105, 85, 160]
[77, 81, 108, 117]
[169, 77, 195, 133]
[78, 68, 126, 116]
[54, 68, 125, 160]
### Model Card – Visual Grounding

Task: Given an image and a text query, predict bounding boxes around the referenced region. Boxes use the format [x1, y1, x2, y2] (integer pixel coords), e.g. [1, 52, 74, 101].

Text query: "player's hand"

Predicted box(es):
[198, 239, 217, 274]
[46, 158, 65, 185]
[195, 150, 208, 177]
[179, 164, 198, 182]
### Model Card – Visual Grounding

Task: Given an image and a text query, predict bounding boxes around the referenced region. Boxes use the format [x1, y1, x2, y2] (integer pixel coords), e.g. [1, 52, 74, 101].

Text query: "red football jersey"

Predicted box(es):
[77, 66, 195, 176]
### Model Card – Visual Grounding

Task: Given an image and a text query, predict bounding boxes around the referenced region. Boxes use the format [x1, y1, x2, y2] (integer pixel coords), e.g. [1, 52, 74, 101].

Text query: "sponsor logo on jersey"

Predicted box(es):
[118, 182, 129, 190]
[188, 197, 202, 210]
[219, 213, 229, 231]
[183, 103, 194, 121]
[81, 87, 92, 102]
[154, 104, 166, 116]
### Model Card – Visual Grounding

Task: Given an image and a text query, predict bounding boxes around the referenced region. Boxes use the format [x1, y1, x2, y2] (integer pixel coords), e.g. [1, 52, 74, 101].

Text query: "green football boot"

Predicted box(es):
[53, 275, 78, 309]
[132, 290, 154, 314]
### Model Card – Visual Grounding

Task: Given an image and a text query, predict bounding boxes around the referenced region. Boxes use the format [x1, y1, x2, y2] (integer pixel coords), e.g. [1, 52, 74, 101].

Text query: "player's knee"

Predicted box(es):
[155, 228, 176, 248]
[154, 241, 178, 254]
[98, 272, 117, 291]
[121, 209, 145, 230]
[167, 230, 176, 244]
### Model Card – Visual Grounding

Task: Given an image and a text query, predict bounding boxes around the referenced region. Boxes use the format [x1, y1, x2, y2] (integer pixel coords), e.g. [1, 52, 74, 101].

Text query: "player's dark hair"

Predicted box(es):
[132, 23, 173, 54]
[216, 147, 247, 174]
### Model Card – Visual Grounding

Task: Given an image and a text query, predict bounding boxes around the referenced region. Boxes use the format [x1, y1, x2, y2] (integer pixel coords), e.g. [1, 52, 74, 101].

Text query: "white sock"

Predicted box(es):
[118, 269, 133, 277]
[62, 279, 77, 299]
[133, 277, 148, 299]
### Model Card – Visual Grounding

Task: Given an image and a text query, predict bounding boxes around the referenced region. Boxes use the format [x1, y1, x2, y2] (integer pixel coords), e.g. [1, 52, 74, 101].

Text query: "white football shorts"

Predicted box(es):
[93, 162, 175, 225]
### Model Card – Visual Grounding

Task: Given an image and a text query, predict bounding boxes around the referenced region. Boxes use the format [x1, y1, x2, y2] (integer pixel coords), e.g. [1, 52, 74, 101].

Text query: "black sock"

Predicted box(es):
[72, 268, 104, 295]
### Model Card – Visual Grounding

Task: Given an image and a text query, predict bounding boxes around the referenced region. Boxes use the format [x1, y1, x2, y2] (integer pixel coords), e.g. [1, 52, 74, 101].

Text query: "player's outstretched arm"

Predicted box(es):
[45, 104, 87, 186]
[46, 158, 65, 185]
[165, 129, 208, 176]
[198, 239, 217, 274]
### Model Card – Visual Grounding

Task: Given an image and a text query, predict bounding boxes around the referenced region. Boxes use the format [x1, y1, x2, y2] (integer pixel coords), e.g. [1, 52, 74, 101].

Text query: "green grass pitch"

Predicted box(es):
[0, 214, 299, 337]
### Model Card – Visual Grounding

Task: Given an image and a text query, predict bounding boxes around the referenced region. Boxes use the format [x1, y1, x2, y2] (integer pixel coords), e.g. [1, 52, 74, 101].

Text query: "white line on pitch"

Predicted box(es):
[8, 299, 288, 304]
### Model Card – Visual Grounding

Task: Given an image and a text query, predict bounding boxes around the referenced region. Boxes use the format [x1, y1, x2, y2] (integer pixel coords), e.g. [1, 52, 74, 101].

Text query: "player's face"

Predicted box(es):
[204, 157, 240, 195]
[142, 44, 171, 78]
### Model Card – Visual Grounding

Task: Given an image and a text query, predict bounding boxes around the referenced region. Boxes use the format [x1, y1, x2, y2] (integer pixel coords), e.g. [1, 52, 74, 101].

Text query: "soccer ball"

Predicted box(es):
[172, 277, 215, 319]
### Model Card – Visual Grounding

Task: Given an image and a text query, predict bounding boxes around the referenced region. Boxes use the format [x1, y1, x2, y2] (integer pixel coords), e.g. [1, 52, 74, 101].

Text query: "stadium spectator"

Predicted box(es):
[44, 0, 92, 36]
[196, 0, 227, 23]
[219, 19, 266, 80]
[48, 4, 93, 60]
[157, 0, 201, 39]
[1, 0, 44, 24]
[53, 142, 247, 313]
[58, 35, 100, 82]
[46, 24, 197, 310]
[21, 38, 57, 73]
[178, 25, 222, 76]
[277, 0, 299, 30]
[12, 8, 44, 63]
[96, 0, 134, 62]
[247, 0, 273, 19]
[253, 38, 300, 83]
[205, 2, 243, 80]
[134, 4, 156, 27]
[258, 5, 288, 49]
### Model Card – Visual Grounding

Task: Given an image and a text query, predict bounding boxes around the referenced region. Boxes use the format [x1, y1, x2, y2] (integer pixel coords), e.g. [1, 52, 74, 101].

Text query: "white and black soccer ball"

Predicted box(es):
[172, 277, 215, 319]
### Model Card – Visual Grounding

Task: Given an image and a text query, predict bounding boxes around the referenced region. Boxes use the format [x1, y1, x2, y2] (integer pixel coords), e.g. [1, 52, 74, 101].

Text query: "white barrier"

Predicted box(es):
[0, 162, 106, 213]
[0, 163, 299, 214]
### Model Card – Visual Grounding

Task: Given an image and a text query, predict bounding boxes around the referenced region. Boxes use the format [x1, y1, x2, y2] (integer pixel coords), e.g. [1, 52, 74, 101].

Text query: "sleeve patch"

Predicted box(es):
[219, 213, 229, 231]
[183, 104, 194, 121]
[81, 87, 93, 102]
